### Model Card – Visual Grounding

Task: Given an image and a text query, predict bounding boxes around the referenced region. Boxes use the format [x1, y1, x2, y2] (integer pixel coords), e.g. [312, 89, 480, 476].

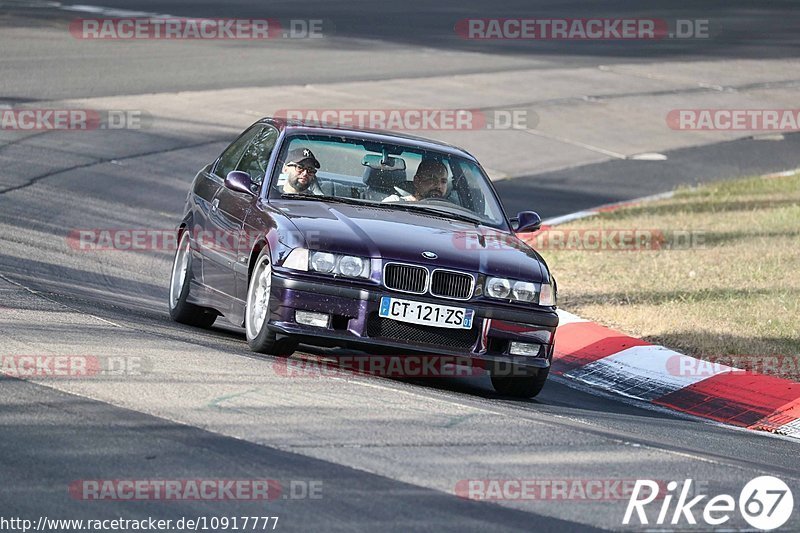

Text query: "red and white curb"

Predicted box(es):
[551, 310, 800, 440]
[543, 178, 800, 441]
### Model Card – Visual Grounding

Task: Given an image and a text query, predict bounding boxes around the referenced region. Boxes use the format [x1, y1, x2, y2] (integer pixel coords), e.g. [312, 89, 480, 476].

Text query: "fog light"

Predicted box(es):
[295, 311, 329, 328]
[509, 342, 541, 356]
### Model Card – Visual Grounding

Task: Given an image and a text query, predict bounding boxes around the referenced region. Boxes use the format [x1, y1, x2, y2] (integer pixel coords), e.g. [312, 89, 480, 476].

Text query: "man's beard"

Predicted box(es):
[421, 189, 443, 199]
[289, 173, 311, 192]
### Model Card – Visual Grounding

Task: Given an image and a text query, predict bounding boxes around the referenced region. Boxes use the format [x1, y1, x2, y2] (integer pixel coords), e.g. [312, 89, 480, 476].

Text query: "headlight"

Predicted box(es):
[294, 250, 370, 279]
[486, 277, 511, 299]
[338, 255, 365, 277]
[512, 281, 537, 302]
[486, 276, 555, 306]
[310, 251, 336, 273]
[538, 282, 556, 306]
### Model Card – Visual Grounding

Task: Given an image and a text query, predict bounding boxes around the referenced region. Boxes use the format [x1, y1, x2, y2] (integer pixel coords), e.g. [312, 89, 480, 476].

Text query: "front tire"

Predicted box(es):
[491, 366, 549, 398]
[169, 230, 217, 328]
[245, 251, 298, 356]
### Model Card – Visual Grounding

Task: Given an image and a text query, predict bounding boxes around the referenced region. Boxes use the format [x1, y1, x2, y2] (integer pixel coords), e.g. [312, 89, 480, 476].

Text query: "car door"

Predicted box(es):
[195, 124, 264, 304]
[229, 125, 280, 304]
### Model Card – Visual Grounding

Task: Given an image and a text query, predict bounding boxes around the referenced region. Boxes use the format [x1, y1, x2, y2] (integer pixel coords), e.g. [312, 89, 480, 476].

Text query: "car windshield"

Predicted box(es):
[269, 133, 508, 228]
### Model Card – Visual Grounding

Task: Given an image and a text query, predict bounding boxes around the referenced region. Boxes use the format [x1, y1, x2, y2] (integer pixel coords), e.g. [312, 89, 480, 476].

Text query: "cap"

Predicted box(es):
[286, 147, 320, 168]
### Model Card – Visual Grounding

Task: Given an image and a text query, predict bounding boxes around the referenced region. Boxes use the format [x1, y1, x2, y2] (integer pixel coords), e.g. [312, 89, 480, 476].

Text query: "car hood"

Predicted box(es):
[275, 200, 548, 282]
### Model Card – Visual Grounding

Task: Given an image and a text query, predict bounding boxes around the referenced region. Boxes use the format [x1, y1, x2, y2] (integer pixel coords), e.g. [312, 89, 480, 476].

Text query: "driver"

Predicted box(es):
[382, 158, 448, 202]
[282, 148, 323, 195]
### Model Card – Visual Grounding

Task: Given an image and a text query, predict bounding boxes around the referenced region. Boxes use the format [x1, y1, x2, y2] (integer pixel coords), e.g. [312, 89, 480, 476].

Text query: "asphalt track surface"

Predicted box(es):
[3, 0, 799, 100]
[1, 1, 799, 531]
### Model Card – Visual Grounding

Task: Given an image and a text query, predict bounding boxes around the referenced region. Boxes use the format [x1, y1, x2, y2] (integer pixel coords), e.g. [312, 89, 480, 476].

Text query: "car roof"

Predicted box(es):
[258, 117, 479, 162]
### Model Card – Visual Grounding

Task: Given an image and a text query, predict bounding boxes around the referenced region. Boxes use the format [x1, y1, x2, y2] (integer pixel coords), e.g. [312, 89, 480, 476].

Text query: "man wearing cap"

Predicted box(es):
[282, 147, 323, 195]
[382, 158, 448, 202]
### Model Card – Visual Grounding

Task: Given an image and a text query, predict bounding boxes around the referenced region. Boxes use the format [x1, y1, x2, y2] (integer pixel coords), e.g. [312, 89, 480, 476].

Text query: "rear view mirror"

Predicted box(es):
[362, 154, 406, 171]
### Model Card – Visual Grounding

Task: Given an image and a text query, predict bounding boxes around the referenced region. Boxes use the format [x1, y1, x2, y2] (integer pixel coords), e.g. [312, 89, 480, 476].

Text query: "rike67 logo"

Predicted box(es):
[624, 476, 794, 530]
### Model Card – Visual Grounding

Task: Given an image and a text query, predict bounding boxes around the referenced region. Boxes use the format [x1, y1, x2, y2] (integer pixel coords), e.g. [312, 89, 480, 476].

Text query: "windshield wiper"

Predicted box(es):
[280, 194, 484, 224]
[385, 203, 483, 225]
[279, 194, 369, 206]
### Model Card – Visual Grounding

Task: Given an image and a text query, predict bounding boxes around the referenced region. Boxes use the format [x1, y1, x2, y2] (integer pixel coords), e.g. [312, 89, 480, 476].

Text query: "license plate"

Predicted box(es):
[379, 296, 474, 329]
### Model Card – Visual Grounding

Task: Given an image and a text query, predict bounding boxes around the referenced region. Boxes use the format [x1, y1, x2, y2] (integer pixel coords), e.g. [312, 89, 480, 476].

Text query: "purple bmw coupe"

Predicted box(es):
[169, 118, 558, 397]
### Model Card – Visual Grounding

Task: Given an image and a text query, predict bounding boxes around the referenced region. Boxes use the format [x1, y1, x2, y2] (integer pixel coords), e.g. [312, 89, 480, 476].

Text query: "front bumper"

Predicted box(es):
[267, 272, 558, 369]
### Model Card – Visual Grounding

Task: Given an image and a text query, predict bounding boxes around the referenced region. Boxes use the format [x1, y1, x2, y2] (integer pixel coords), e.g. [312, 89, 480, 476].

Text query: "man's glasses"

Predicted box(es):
[288, 163, 317, 175]
[419, 174, 448, 184]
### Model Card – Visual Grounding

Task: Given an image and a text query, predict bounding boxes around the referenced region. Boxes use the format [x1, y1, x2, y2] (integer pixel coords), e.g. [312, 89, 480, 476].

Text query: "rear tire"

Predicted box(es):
[490, 366, 549, 398]
[245, 251, 298, 357]
[169, 231, 217, 328]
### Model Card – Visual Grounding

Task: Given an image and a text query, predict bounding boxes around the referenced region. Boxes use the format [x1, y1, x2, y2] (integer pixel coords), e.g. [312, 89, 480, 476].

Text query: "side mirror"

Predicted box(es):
[512, 211, 542, 233]
[225, 171, 255, 196]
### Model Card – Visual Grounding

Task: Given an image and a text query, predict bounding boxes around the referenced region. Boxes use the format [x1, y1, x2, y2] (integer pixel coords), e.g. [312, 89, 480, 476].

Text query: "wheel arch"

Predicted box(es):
[176, 212, 194, 243]
[247, 233, 279, 282]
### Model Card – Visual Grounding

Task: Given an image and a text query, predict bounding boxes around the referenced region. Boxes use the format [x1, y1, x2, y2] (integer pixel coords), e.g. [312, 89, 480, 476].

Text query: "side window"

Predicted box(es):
[213, 125, 262, 179]
[236, 126, 278, 188]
